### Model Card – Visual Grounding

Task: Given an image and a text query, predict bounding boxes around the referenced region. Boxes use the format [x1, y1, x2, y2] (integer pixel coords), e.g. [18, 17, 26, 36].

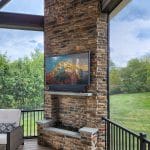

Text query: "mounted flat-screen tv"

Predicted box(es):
[45, 52, 90, 92]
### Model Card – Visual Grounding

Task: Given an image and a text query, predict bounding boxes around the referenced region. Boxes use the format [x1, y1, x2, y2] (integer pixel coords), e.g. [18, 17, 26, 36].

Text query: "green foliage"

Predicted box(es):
[110, 67, 122, 94]
[110, 55, 150, 94]
[0, 49, 44, 109]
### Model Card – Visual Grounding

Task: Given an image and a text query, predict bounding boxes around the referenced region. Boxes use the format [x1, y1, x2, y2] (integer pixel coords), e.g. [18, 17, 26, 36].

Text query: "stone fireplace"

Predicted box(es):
[37, 0, 109, 149]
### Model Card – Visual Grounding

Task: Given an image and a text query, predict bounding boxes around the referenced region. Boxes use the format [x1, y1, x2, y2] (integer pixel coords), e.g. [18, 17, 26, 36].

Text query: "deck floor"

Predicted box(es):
[18, 139, 50, 150]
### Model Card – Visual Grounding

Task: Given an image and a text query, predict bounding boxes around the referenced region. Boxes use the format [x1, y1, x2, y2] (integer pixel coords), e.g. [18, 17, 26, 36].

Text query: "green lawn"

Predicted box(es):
[110, 92, 150, 139]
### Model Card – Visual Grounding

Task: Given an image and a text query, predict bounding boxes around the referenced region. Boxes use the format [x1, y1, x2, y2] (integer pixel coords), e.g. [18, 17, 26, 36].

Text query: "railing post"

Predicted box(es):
[139, 133, 147, 150]
[21, 109, 44, 138]
[107, 121, 110, 150]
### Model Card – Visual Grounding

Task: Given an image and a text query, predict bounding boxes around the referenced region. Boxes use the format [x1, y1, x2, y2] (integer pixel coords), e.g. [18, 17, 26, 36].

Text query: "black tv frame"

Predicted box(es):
[45, 51, 91, 93]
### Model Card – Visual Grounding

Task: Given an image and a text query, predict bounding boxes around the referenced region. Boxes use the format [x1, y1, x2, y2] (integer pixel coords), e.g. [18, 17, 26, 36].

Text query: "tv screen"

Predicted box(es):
[45, 52, 90, 92]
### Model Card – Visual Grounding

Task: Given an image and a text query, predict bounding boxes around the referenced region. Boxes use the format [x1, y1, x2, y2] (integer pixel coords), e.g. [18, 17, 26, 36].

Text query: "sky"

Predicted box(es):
[110, 0, 150, 67]
[0, 0, 150, 66]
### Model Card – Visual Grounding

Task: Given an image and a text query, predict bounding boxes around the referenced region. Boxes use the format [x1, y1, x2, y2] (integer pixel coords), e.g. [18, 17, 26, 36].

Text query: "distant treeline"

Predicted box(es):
[110, 54, 150, 94]
[0, 49, 44, 109]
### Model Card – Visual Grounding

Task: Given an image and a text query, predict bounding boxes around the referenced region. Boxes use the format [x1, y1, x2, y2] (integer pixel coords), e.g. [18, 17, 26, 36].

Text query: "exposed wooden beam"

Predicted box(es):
[0, 0, 11, 9]
[110, 0, 131, 19]
[102, 0, 123, 13]
[0, 12, 44, 31]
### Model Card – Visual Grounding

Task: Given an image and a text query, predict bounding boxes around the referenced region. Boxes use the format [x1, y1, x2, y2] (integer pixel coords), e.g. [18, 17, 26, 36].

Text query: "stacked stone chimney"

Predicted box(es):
[39, 0, 109, 149]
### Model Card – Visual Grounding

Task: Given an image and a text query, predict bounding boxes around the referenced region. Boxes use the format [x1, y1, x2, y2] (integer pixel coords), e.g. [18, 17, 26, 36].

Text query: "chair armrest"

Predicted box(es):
[6, 126, 24, 150]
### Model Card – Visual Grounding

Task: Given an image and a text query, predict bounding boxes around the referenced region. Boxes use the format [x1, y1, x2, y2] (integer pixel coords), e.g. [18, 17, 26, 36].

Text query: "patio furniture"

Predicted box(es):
[0, 109, 24, 150]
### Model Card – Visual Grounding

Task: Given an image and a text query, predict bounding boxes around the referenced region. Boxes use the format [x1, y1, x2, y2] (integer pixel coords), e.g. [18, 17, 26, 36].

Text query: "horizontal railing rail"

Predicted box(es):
[102, 117, 150, 150]
[21, 109, 44, 138]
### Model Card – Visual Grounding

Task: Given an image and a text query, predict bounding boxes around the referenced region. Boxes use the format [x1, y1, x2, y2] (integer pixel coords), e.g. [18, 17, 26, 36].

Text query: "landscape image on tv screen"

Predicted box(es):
[46, 53, 89, 88]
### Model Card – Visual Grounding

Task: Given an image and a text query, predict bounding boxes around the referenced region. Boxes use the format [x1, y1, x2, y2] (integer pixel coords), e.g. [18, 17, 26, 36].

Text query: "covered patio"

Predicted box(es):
[1, 0, 150, 150]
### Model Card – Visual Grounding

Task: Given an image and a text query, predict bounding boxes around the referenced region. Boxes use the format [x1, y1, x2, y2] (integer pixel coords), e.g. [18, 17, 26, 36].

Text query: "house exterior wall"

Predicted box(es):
[43, 0, 109, 149]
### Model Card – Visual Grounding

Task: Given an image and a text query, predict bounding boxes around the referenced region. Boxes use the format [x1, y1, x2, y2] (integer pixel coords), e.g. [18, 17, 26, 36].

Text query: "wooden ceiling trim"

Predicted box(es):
[0, 12, 44, 31]
[0, 0, 11, 9]
[102, 0, 123, 13]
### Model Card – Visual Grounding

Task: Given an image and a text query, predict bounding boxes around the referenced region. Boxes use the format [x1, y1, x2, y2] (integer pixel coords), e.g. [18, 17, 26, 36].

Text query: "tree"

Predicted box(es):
[110, 60, 116, 71]
[0, 49, 44, 109]
[109, 60, 122, 94]
[120, 57, 150, 93]
[109, 55, 150, 94]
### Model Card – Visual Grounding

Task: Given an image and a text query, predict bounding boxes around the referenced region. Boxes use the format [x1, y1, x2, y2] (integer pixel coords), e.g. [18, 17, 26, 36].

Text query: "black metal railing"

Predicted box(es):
[102, 117, 150, 150]
[21, 109, 44, 138]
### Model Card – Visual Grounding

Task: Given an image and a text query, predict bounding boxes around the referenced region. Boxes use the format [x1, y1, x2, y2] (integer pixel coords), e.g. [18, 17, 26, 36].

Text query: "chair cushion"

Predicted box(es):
[0, 123, 16, 133]
[0, 134, 7, 144]
[0, 109, 21, 126]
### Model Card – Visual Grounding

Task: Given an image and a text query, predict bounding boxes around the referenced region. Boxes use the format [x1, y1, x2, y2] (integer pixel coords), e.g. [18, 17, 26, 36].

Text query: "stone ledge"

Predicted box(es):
[47, 91, 93, 97]
[37, 119, 51, 125]
[79, 127, 98, 135]
[43, 127, 81, 139]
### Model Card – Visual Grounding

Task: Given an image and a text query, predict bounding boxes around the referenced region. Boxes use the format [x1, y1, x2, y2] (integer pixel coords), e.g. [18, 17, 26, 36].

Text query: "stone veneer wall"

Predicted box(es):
[44, 0, 109, 149]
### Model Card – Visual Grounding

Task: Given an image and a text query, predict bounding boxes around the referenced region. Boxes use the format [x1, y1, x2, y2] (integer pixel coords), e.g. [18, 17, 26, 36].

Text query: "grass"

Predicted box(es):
[110, 92, 150, 139]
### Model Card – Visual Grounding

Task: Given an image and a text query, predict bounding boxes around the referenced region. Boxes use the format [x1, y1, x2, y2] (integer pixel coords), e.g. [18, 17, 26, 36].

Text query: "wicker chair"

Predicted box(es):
[0, 109, 24, 150]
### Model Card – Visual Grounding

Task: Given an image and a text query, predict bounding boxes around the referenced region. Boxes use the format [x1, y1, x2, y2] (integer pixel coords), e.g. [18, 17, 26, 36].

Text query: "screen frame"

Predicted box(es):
[45, 51, 91, 92]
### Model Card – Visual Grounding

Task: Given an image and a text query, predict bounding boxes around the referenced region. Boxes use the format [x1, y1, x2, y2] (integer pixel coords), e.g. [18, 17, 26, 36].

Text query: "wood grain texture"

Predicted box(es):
[19, 139, 50, 150]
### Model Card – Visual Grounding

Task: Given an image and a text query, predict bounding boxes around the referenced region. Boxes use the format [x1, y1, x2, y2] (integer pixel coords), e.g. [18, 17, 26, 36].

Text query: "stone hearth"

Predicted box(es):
[37, 120, 98, 150]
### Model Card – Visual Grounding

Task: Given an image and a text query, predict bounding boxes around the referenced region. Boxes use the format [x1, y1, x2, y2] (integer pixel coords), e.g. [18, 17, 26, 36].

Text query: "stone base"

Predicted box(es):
[37, 120, 98, 150]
